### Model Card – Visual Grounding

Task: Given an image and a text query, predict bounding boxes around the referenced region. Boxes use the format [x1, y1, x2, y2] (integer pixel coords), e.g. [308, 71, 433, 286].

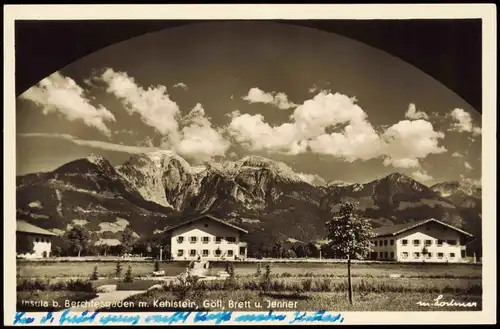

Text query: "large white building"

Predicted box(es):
[370, 218, 474, 263]
[165, 214, 248, 261]
[16, 220, 57, 259]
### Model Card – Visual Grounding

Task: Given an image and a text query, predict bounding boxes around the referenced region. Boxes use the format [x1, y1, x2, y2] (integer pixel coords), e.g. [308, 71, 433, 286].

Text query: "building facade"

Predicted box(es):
[16, 220, 57, 259]
[370, 218, 474, 263]
[166, 214, 248, 261]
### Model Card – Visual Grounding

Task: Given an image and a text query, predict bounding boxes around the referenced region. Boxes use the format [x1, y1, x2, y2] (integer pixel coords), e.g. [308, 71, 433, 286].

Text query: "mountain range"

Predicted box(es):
[16, 151, 482, 256]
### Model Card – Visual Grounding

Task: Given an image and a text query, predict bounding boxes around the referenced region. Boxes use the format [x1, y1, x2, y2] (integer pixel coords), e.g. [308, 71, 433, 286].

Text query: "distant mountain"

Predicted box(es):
[16, 152, 482, 257]
[16, 155, 174, 240]
[431, 180, 481, 209]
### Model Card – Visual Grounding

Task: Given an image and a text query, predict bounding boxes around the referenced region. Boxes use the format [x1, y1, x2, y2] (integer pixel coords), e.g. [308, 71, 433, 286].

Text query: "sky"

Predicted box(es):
[16, 21, 482, 186]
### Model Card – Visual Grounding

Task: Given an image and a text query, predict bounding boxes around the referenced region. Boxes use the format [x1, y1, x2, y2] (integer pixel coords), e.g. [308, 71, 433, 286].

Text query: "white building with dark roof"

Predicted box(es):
[370, 218, 474, 263]
[165, 214, 248, 261]
[16, 220, 57, 259]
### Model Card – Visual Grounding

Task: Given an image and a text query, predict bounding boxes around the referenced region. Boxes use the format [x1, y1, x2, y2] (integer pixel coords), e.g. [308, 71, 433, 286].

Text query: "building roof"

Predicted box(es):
[16, 220, 57, 236]
[372, 218, 474, 238]
[164, 214, 249, 234]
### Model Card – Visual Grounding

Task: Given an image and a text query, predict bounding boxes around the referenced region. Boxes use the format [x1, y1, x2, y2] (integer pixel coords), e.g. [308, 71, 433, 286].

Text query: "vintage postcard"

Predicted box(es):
[4, 4, 496, 326]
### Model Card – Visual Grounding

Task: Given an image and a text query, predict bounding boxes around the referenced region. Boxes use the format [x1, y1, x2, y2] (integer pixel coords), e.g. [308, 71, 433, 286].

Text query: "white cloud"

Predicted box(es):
[20, 72, 115, 136]
[98, 70, 229, 162]
[297, 172, 326, 186]
[99, 68, 181, 143]
[242, 87, 297, 109]
[381, 119, 447, 168]
[175, 103, 230, 162]
[405, 103, 429, 120]
[464, 161, 473, 170]
[452, 152, 464, 158]
[411, 170, 433, 182]
[18, 133, 160, 154]
[173, 82, 188, 90]
[459, 174, 481, 187]
[308, 85, 319, 94]
[228, 91, 446, 168]
[449, 108, 481, 136]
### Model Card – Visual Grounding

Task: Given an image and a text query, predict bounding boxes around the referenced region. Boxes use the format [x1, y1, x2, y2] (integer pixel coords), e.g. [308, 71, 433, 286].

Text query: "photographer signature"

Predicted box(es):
[417, 295, 478, 308]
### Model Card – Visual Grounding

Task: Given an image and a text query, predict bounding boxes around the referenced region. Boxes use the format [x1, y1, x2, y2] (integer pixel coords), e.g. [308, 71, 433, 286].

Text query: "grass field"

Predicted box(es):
[16, 260, 482, 312]
[100, 275, 482, 312]
[17, 260, 482, 279]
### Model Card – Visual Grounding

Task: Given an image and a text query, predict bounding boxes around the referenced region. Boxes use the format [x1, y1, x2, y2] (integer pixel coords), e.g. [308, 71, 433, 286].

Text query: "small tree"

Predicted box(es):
[115, 261, 123, 278]
[154, 260, 160, 272]
[120, 228, 137, 256]
[16, 233, 35, 255]
[124, 265, 133, 283]
[260, 264, 272, 292]
[255, 262, 262, 277]
[325, 201, 375, 305]
[65, 225, 91, 257]
[90, 266, 99, 280]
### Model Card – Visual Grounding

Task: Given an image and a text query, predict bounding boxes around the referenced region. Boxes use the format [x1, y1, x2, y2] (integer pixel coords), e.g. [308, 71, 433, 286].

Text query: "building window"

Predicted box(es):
[390, 240, 394, 246]
[379, 252, 383, 258]
[384, 240, 388, 246]
[202, 249, 209, 257]
[34, 237, 39, 243]
[227, 250, 234, 256]
[424, 240, 432, 246]
[373, 240, 377, 247]
[426, 253, 432, 258]
[449, 253, 456, 258]
[177, 236, 184, 244]
[401, 239, 408, 246]
[447, 240, 457, 246]
[202, 237, 210, 244]
[190, 237, 197, 244]
[384, 252, 388, 258]
[413, 239, 420, 246]
[437, 252, 444, 259]
[177, 250, 184, 257]
[401, 252, 408, 259]
[215, 237, 222, 244]
[226, 237, 236, 243]
[215, 249, 222, 256]
[189, 250, 196, 257]
[204, 223, 209, 228]
[437, 240, 444, 246]
[413, 252, 420, 259]
[390, 252, 394, 259]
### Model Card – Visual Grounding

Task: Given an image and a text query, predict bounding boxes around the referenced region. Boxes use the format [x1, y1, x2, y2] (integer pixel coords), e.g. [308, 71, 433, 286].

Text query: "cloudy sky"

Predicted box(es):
[16, 21, 481, 186]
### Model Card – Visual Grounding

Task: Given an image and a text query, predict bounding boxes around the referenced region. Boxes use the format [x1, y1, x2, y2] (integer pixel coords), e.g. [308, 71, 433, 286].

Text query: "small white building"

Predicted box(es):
[16, 220, 57, 259]
[165, 214, 248, 261]
[370, 218, 474, 263]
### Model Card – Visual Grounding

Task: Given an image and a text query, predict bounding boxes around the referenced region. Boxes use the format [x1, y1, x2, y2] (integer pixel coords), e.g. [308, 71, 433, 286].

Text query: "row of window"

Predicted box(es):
[373, 239, 458, 247]
[401, 252, 455, 259]
[401, 239, 458, 247]
[34, 237, 50, 243]
[177, 249, 236, 257]
[176, 236, 237, 244]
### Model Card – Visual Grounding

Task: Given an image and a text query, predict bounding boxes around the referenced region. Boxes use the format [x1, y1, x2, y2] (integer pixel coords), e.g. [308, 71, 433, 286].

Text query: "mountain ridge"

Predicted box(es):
[16, 151, 482, 257]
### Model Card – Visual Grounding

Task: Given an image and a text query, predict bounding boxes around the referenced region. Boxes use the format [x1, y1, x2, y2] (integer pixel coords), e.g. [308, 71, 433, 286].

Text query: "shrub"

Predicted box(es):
[17, 279, 47, 292]
[123, 266, 133, 283]
[255, 263, 262, 277]
[260, 264, 272, 292]
[171, 272, 204, 301]
[154, 260, 160, 272]
[115, 261, 122, 278]
[224, 263, 238, 290]
[66, 279, 95, 293]
[90, 266, 99, 281]
[281, 272, 293, 278]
